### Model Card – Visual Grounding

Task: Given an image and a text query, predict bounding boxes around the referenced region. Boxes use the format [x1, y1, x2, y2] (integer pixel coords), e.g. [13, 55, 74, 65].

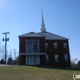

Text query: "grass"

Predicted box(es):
[0, 65, 80, 80]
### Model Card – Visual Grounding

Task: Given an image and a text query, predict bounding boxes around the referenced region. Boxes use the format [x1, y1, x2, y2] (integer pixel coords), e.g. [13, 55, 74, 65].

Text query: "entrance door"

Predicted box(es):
[26, 55, 40, 65]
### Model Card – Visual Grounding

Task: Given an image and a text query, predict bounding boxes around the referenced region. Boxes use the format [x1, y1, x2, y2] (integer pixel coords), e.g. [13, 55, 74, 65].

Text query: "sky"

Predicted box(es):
[0, 0, 80, 61]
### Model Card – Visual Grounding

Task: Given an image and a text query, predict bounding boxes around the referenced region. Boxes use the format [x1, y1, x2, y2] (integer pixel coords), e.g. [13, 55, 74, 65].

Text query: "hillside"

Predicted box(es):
[0, 66, 80, 80]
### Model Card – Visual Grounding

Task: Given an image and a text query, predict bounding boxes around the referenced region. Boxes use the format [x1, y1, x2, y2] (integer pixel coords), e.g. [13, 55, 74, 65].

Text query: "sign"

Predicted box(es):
[73, 73, 80, 80]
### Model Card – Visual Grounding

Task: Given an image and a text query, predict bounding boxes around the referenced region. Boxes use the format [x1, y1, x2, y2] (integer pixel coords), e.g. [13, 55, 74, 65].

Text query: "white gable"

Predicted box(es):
[38, 32, 68, 40]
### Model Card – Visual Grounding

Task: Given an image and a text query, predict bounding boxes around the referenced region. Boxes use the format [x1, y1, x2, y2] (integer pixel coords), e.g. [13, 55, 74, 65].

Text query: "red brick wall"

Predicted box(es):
[40, 55, 46, 65]
[19, 55, 26, 65]
[19, 36, 71, 66]
[19, 37, 45, 53]
[45, 40, 71, 67]
[19, 37, 46, 65]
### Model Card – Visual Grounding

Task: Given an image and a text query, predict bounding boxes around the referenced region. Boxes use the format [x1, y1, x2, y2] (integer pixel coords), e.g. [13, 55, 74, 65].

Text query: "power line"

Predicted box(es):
[7, 45, 19, 53]
[7, 45, 19, 60]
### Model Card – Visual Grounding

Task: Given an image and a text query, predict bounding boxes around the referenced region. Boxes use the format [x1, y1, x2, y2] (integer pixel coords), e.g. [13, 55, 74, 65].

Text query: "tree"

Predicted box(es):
[76, 61, 80, 67]
[0, 43, 2, 58]
[71, 58, 79, 68]
[14, 56, 19, 65]
[7, 49, 14, 65]
[7, 57, 13, 65]
[0, 46, 5, 62]
[0, 59, 5, 64]
[71, 58, 78, 67]
[9, 50, 13, 59]
[13, 49, 17, 60]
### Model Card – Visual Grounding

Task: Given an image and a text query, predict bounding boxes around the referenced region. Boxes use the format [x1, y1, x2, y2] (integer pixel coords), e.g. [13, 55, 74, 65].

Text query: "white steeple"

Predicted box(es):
[40, 9, 46, 32]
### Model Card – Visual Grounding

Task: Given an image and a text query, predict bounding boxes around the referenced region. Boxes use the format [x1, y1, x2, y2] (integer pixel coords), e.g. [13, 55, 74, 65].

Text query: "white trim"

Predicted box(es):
[20, 53, 46, 55]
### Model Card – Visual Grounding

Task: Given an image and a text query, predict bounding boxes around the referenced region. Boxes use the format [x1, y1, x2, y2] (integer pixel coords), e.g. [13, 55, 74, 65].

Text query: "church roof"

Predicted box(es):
[38, 32, 68, 40]
[19, 32, 45, 37]
[19, 31, 68, 40]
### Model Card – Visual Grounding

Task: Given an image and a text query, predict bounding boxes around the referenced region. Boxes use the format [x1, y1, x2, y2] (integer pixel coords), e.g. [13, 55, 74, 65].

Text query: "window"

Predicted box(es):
[64, 54, 68, 61]
[45, 43, 48, 48]
[27, 57, 29, 65]
[26, 40, 39, 53]
[54, 43, 58, 48]
[46, 55, 49, 62]
[55, 54, 59, 62]
[33, 56, 37, 64]
[63, 43, 67, 48]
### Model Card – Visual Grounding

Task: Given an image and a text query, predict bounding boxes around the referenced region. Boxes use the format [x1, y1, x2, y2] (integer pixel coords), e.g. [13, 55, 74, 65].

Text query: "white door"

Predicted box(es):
[26, 55, 40, 65]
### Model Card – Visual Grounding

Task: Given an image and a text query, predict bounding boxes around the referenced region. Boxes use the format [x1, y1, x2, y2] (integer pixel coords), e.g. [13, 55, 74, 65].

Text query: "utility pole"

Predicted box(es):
[2, 32, 10, 65]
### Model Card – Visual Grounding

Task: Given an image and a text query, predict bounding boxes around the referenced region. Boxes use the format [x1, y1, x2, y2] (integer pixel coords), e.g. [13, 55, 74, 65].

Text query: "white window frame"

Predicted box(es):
[55, 54, 59, 62]
[63, 43, 67, 48]
[26, 40, 39, 53]
[54, 43, 58, 48]
[26, 55, 40, 65]
[45, 43, 48, 48]
[46, 55, 49, 63]
[64, 54, 68, 62]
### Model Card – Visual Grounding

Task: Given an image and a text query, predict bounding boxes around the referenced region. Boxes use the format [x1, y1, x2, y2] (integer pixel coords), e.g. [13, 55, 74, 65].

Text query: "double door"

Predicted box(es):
[26, 55, 40, 65]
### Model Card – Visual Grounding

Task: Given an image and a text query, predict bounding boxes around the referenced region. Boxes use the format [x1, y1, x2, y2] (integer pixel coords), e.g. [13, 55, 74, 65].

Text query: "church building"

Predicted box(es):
[19, 11, 71, 67]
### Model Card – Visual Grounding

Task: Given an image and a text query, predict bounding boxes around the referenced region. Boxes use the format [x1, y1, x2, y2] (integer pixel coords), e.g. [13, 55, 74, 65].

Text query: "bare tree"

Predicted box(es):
[71, 58, 79, 67]
[0, 43, 2, 59]
[15, 56, 19, 65]
[72, 58, 79, 64]
[12, 49, 19, 65]
[13, 49, 17, 60]
[9, 50, 13, 59]
[76, 61, 80, 68]
[0, 45, 6, 64]
[7, 50, 14, 65]
[1, 46, 5, 60]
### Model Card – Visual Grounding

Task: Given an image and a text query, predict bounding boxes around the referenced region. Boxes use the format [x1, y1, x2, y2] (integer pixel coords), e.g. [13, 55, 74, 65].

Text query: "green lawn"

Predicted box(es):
[0, 66, 80, 80]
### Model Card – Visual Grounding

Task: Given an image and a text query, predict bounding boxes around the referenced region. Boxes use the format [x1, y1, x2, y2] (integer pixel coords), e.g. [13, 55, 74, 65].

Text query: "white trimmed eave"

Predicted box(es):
[18, 36, 45, 37]
[45, 39, 69, 40]
[38, 32, 69, 40]
[20, 53, 47, 55]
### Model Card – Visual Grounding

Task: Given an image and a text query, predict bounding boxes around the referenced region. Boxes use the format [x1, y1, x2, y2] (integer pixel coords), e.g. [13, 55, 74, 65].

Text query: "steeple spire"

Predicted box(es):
[41, 9, 46, 32]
